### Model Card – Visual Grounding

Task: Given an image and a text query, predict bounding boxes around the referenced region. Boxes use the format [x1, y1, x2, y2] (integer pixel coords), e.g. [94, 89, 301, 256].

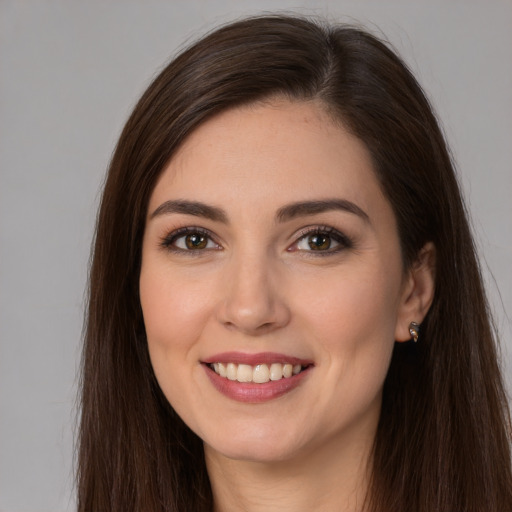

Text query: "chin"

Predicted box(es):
[209, 442, 298, 464]
[203, 422, 308, 464]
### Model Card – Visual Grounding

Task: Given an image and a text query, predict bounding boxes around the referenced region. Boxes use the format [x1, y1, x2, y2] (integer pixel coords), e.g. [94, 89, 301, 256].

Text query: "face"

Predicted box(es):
[140, 99, 412, 464]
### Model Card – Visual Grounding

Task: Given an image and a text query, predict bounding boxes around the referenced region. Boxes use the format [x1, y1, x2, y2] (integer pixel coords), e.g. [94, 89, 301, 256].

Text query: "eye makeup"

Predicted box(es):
[159, 226, 221, 254]
[288, 225, 354, 255]
[158, 222, 354, 258]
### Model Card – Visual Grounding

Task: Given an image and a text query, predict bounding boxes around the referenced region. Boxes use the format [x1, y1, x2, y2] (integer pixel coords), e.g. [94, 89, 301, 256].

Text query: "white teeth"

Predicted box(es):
[226, 363, 237, 380]
[269, 363, 283, 381]
[253, 364, 270, 383]
[237, 364, 253, 382]
[218, 362, 227, 378]
[210, 362, 306, 383]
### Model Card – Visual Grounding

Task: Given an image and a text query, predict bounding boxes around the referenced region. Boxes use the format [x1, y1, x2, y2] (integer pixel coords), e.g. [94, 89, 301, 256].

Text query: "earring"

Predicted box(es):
[409, 321, 420, 342]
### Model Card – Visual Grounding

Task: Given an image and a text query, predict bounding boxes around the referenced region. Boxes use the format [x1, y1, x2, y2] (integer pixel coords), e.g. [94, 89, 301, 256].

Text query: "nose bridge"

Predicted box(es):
[218, 244, 289, 334]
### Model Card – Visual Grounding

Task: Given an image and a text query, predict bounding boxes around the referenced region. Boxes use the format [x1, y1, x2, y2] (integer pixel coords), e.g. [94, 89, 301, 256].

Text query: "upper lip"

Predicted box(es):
[202, 351, 314, 366]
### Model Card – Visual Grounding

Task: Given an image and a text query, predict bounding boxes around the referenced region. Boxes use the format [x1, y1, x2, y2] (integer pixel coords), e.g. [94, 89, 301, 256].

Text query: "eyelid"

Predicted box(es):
[158, 224, 352, 255]
[160, 226, 222, 252]
[288, 225, 353, 253]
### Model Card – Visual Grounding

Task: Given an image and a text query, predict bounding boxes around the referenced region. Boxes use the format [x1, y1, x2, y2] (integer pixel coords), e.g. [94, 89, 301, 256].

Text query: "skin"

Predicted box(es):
[139, 99, 435, 512]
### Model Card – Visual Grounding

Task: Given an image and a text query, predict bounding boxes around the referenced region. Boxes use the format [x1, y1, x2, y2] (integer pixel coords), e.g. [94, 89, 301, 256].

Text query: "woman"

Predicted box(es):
[78, 14, 512, 512]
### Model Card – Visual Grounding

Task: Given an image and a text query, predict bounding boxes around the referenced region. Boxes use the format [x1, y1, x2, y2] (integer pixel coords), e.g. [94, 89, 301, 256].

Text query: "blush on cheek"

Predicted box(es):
[140, 280, 193, 345]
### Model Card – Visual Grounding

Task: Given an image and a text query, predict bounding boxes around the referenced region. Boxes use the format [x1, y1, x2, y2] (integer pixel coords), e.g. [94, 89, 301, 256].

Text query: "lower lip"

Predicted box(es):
[203, 364, 311, 403]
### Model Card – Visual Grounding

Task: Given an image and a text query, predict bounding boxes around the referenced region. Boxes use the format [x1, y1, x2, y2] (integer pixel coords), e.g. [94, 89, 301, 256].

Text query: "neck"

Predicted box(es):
[205, 423, 375, 512]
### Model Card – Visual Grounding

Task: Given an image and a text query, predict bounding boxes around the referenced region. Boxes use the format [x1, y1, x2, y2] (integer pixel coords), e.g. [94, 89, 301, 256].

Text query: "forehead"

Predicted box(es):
[149, 99, 387, 219]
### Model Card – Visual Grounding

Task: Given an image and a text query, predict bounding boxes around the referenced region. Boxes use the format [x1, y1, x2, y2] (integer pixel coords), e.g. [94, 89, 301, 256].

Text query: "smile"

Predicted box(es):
[209, 362, 305, 383]
[202, 352, 313, 403]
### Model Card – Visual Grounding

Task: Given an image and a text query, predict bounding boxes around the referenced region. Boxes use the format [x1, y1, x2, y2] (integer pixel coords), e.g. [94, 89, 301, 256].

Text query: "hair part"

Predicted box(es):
[78, 14, 512, 511]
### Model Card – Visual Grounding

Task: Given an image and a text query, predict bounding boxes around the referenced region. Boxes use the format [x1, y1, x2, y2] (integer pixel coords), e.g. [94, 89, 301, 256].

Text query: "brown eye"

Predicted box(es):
[163, 228, 220, 252]
[290, 227, 351, 255]
[307, 234, 331, 251]
[185, 233, 208, 250]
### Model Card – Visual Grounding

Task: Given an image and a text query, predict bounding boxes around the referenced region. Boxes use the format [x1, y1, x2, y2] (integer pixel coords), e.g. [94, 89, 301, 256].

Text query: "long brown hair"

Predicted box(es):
[78, 15, 512, 511]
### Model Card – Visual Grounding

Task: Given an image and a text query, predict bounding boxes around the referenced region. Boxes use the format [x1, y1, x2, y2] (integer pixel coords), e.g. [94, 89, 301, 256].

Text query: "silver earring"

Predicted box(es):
[409, 321, 420, 342]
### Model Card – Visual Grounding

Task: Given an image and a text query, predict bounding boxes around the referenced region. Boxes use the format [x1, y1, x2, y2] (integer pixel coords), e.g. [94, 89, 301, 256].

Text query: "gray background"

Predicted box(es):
[1, 1, 511, 511]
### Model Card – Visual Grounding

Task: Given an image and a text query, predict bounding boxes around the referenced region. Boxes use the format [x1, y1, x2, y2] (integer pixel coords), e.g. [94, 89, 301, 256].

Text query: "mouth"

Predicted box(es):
[201, 352, 313, 403]
[207, 362, 309, 383]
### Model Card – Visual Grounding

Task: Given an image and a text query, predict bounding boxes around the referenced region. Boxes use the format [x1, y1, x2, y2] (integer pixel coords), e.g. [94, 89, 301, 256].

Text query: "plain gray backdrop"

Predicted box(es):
[1, 1, 511, 511]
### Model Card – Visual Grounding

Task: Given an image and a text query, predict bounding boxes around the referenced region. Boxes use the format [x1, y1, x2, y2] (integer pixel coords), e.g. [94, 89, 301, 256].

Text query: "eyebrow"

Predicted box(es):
[276, 199, 370, 223]
[150, 199, 229, 223]
[150, 198, 369, 224]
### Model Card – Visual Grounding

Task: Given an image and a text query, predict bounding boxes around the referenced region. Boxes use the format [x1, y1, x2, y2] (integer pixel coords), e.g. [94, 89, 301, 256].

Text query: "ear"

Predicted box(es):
[394, 242, 436, 342]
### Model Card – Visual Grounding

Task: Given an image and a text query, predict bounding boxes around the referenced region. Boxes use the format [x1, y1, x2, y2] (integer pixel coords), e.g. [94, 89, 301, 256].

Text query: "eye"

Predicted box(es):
[290, 226, 352, 254]
[161, 228, 221, 252]
[300, 233, 335, 251]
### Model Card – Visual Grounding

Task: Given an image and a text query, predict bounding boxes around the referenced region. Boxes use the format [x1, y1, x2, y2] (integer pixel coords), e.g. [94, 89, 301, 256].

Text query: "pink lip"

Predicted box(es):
[201, 352, 313, 403]
[202, 351, 313, 366]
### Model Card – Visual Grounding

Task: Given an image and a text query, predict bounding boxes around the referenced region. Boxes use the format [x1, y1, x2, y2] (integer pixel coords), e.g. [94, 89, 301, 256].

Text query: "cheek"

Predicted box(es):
[302, 264, 402, 343]
[139, 262, 214, 354]
[139, 262, 216, 415]
[139, 263, 215, 424]
[299, 265, 402, 391]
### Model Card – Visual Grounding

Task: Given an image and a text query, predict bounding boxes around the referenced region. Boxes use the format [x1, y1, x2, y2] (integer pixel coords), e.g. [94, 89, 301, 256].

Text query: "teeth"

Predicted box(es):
[210, 362, 305, 383]
[253, 364, 270, 383]
[283, 364, 293, 378]
[270, 363, 283, 381]
[237, 364, 253, 382]
[226, 363, 237, 380]
[218, 362, 227, 378]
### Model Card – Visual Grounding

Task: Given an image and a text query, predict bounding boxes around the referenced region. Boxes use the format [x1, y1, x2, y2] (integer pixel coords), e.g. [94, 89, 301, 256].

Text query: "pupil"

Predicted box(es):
[308, 234, 330, 250]
[186, 233, 207, 249]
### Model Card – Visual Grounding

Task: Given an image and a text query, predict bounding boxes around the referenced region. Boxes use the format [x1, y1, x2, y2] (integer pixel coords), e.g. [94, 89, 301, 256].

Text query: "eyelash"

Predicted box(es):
[160, 227, 221, 254]
[159, 225, 353, 255]
[291, 225, 353, 255]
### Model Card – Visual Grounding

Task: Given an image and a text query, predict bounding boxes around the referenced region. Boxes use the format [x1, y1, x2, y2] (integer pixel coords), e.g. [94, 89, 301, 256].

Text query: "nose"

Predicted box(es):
[216, 253, 291, 335]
